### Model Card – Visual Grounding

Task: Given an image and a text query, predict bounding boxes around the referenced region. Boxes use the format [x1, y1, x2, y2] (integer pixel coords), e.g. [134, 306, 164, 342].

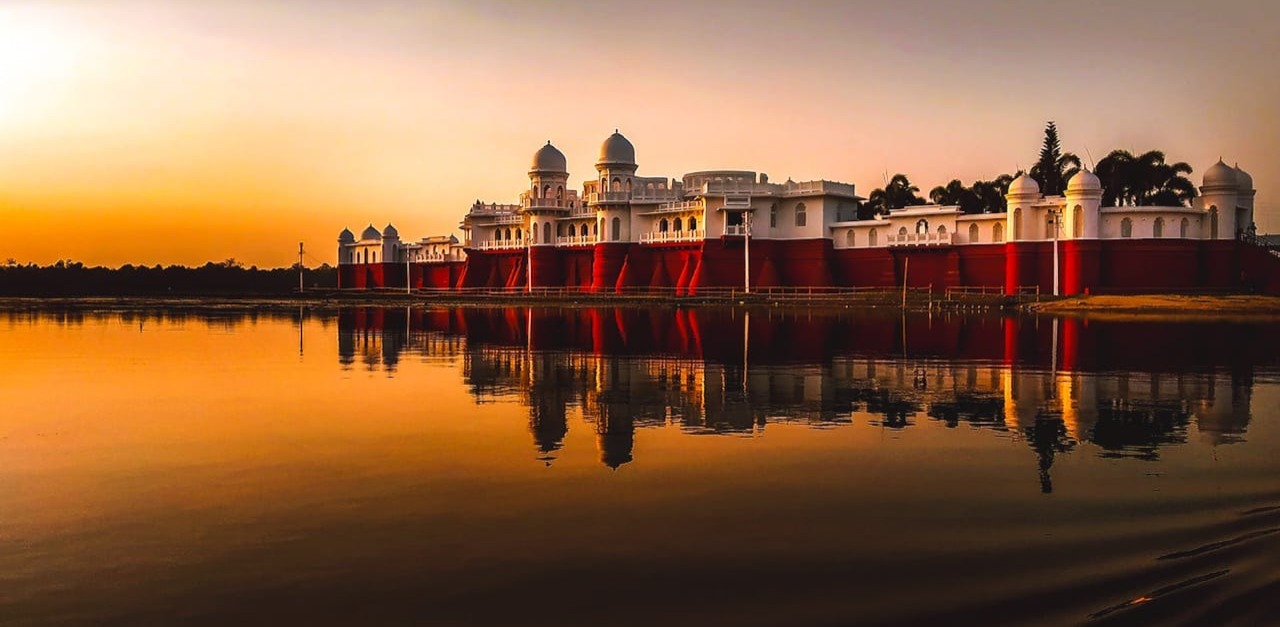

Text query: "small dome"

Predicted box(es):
[382, 223, 399, 239]
[338, 228, 355, 243]
[1235, 164, 1253, 191]
[1203, 159, 1237, 188]
[361, 224, 382, 240]
[530, 141, 567, 174]
[1067, 169, 1102, 193]
[1008, 173, 1040, 196]
[597, 131, 636, 167]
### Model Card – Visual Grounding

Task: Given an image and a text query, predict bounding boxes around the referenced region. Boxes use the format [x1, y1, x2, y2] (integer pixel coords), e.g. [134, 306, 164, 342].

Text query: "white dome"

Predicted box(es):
[530, 142, 567, 174]
[1235, 164, 1253, 191]
[597, 131, 636, 167]
[1067, 169, 1102, 193]
[338, 228, 355, 243]
[382, 223, 399, 239]
[1203, 160, 1238, 188]
[1008, 173, 1040, 196]
[361, 225, 382, 240]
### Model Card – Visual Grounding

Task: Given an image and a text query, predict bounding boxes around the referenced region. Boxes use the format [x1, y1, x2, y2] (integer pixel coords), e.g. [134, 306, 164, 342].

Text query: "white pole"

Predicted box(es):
[526, 228, 532, 293]
[406, 248, 411, 295]
[297, 242, 304, 293]
[743, 212, 751, 294]
[1052, 209, 1060, 297]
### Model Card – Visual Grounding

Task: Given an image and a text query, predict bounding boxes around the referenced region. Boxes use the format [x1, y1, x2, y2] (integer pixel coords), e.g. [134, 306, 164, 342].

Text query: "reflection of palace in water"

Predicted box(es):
[336, 307, 1273, 489]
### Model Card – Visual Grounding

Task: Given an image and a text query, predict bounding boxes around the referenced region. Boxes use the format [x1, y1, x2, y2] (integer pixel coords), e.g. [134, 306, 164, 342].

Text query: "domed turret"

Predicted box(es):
[382, 223, 399, 239]
[338, 228, 355, 244]
[1235, 164, 1253, 191]
[597, 131, 636, 167]
[361, 224, 382, 240]
[530, 141, 568, 174]
[1203, 159, 1238, 188]
[1008, 173, 1040, 196]
[1067, 169, 1102, 193]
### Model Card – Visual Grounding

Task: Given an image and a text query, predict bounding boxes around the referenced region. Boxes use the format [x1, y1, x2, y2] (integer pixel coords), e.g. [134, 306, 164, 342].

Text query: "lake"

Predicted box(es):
[1, 306, 1277, 626]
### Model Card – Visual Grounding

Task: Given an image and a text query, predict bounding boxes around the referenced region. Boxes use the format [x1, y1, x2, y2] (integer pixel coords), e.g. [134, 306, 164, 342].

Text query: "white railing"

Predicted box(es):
[520, 194, 575, 210]
[467, 203, 520, 216]
[587, 191, 632, 204]
[414, 254, 460, 263]
[474, 240, 525, 251]
[701, 181, 774, 196]
[782, 180, 856, 197]
[887, 231, 953, 246]
[556, 235, 597, 246]
[640, 229, 705, 244]
[652, 200, 703, 214]
[630, 188, 683, 202]
[724, 224, 748, 236]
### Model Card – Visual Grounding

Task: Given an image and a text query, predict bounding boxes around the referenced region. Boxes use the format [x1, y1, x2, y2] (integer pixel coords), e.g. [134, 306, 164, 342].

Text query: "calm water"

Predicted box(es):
[2, 306, 1278, 626]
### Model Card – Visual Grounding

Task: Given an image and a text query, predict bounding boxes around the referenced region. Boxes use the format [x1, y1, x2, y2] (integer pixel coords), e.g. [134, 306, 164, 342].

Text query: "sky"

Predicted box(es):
[1, 0, 1277, 267]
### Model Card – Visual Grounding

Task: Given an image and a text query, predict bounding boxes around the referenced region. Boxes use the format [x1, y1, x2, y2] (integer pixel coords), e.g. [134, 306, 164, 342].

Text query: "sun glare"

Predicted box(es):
[0, 7, 86, 124]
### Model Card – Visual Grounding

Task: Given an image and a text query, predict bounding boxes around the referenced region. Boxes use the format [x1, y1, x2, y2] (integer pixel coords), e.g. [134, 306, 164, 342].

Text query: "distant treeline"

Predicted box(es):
[0, 259, 337, 296]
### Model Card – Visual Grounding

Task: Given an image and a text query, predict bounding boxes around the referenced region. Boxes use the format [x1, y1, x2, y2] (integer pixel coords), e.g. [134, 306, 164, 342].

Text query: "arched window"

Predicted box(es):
[600, 177, 606, 190]
[898, 226, 908, 238]
[770, 203, 778, 228]
[689, 217, 697, 231]
[531, 223, 539, 243]
[1013, 208, 1023, 240]
[506, 228, 513, 241]
[568, 224, 576, 237]
[1073, 205, 1083, 238]
[593, 222, 599, 236]
[1209, 206, 1219, 238]
[372, 251, 377, 263]
[869, 228, 878, 247]
[968, 223, 979, 243]
[937, 224, 947, 235]
[625, 179, 632, 193]
[1120, 217, 1133, 238]
[557, 223, 565, 237]
[611, 217, 621, 241]
[515, 229, 522, 242]
[611, 177, 621, 192]
[542, 185, 550, 198]
[659, 218, 669, 232]
[1180, 217, 1189, 238]
[556, 186, 564, 199]
[795, 203, 807, 227]
[363, 249, 368, 264]
[1153, 217, 1164, 238]
[543, 222, 551, 243]
[674, 217, 683, 231]
[846, 230, 855, 247]
[994, 222, 1004, 242]
[916, 219, 929, 235]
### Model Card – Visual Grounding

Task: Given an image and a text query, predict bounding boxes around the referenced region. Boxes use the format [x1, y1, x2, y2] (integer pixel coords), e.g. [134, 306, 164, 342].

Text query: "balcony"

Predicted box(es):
[556, 234, 597, 247]
[723, 224, 749, 236]
[587, 191, 633, 204]
[887, 231, 952, 246]
[782, 180, 856, 198]
[520, 195, 574, 211]
[640, 199, 702, 215]
[630, 188, 683, 203]
[473, 240, 526, 251]
[639, 229, 705, 244]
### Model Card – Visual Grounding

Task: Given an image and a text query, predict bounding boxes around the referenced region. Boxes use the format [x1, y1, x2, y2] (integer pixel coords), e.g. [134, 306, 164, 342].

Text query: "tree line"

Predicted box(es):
[859, 122, 1200, 216]
[0, 258, 337, 296]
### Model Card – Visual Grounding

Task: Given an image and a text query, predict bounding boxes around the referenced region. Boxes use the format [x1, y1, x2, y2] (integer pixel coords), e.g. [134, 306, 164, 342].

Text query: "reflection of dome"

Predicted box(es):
[1203, 159, 1237, 188]
[1235, 164, 1253, 191]
[597, 131, 636, 167]
[338, 228, 355, 243]
[1067, 169, 1101, 193]
[530, 141, 567, 174]
[361, 224, 382, 240]
[1008, 173, 1040, 196]
[382, 223, 399, 239]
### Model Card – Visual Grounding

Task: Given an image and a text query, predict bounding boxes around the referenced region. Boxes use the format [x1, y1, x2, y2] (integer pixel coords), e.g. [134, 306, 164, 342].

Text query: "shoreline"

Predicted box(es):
[1, 292, 1279, 319]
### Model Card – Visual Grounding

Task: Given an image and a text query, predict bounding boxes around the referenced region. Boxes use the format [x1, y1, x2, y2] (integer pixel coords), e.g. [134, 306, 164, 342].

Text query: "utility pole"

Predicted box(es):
[406, 247, 412, 295]
[1051, 207, 1061, 296]
[526, 227, 533, 293]
[743, 211, 752, 294]
[297, 242, 304, 293]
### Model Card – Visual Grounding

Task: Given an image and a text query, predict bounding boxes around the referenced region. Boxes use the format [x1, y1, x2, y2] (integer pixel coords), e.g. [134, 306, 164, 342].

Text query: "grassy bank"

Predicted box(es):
[1024, 294, 1280, 319]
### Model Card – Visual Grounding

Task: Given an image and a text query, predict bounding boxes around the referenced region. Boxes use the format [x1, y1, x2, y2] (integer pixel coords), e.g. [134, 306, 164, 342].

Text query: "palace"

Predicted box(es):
[337, 132, 1278, 294]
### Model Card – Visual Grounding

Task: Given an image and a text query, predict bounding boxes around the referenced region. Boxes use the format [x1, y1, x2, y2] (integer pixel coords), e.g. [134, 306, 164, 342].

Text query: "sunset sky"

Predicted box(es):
[1, 0, 1277, 267]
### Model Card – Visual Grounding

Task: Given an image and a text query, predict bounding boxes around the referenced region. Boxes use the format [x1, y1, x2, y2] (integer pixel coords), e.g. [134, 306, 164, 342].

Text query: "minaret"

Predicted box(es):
[1200, 159, 1240, 239]
[594, 130, 638, 243]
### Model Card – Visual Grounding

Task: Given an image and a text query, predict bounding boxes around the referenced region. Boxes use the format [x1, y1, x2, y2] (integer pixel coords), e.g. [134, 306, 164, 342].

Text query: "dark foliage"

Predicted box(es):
[0, 259, 337, 296]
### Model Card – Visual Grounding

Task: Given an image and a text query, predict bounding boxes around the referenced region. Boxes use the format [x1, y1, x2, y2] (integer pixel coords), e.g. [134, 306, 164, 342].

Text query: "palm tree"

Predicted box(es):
[864, 173, 926, 217]
[929, 175, 1014, 214]
[929, 179, 968, 206]
[1095, 149, 1196, 207]
[1029, 122, 1082, 196]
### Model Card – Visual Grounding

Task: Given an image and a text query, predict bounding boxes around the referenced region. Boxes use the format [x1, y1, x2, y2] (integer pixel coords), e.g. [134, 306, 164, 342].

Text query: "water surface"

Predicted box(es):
[2, 306, 1278, 626]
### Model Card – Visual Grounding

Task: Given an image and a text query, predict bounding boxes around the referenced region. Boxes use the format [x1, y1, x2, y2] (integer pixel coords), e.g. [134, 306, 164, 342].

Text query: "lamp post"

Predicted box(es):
[743, 210, 752, 294]
[1050, 207, 1062, 296]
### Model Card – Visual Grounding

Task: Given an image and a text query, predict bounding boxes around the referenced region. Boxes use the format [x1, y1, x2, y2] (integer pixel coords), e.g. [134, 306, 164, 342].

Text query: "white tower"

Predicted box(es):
[1064, 170, 1102, 239]
[1200, 160, 1241, 239]
[527, 142, 570, 246]
[1005, 173, 1041, 242]
[594, 131, 638, 243]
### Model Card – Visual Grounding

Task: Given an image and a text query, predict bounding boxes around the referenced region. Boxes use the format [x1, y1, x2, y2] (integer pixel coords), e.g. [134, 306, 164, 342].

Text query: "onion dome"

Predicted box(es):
[597, 130, 636, 167]
[530, 141, 568, 174]
[1203, 159, 1238, 188]
[361, 224, 382, 240]
[338, 228, 355, 244]
[1067, 169, 1102, 193]
[382, 223, 399, 239]
[1235, 164, 1253, 191]
[1008, 173, 1040, 196]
